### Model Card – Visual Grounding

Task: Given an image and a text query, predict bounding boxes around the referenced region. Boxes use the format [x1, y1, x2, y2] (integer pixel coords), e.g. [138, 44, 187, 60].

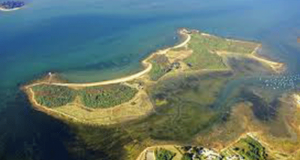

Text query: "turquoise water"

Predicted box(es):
[0, 0, 300, 159]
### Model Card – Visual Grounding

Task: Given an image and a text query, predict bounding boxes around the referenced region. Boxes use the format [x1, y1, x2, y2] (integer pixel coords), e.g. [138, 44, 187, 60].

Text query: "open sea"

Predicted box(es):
[0, 0, 300, 159]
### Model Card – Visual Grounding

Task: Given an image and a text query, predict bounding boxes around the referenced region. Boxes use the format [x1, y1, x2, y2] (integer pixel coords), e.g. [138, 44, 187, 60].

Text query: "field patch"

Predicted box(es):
[78, 85, 138, 109]
[31, 84, 76, 107]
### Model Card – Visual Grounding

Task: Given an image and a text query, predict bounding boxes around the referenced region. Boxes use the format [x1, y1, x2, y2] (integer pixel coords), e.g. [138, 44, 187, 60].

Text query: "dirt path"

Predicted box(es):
[26, 30, 191, 88]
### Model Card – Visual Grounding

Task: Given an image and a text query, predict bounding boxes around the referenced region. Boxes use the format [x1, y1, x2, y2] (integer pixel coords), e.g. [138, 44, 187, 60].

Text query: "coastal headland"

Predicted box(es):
[23, 28, 285, 126]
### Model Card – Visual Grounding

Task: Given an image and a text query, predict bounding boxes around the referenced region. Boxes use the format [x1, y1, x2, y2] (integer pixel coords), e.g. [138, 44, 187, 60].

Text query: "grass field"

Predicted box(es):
[149, 61, 167, 81]
[78, 85, 138, 108]
[222, 136, 269, 160]
[31, 84, 138, 109]
[236, 136, 268, 160]
[155, 148, 176, 160]
[183, 34, 227, 70]
[191, 34, 258, 54]
[183, 34, 258, 70]
[149, 54, 171, 81]
[31, 84, 76, 107]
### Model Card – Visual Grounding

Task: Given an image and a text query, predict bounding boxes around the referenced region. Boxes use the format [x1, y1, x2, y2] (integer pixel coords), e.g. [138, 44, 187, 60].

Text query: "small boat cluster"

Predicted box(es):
[0, 1, 25, 9]
[259, 74, 300, 90]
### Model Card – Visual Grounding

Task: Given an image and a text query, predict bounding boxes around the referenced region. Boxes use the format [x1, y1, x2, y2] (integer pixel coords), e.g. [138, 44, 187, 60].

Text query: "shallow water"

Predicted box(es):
[1, 0, 300, 159]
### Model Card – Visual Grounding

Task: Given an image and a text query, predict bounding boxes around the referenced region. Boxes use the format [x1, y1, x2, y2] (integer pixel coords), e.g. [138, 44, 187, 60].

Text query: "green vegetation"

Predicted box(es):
[184, 35, 227, 70]
[184, 34, 258, 70]
[78, 85, 137, 108]
[31, 84, 138, 109]
[233, 136, 268, 160]
[149, 61, 167, 81]
[191, 34, 258, 54]
[26, 30, 276, 160]
[149, 54, 170, 81]
[227, 40, 259, 54]
[133, 72, 231, 141]
[31, 84, 76, 107]
[181, 154, 192, 160]
[180, 147, 198, 160]
[155, 148, 176, 160]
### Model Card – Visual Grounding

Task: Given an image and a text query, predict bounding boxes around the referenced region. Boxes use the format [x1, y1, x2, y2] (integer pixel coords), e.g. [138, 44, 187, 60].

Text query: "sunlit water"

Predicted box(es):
[0, 0, 300, 159]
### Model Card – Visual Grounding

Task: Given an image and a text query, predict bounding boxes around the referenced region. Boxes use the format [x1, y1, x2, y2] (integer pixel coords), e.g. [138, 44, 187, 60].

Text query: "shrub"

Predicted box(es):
[78, 85, 137, 108]
[31, 84, 76, 107]
[155, 148, 176, 160]
[149, 54, 170, 81]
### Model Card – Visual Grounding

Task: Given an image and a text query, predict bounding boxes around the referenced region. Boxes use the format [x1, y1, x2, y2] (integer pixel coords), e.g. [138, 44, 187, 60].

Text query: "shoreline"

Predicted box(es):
[215, 49, 285, 73]
[24, 28, 284, 89]
[23, 28, 287, 126]
[0, 7, 21, 12]
[25, 28, 191, 89]
[23, 86, 154, 125]
[22, 28, 192, 126]
[21, 29, 191, 126]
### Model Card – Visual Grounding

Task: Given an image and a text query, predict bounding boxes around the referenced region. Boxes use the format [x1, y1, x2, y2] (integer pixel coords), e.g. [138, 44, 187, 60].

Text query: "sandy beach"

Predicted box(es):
[0, 7, 21, 12]
[26, 29, 191, 88]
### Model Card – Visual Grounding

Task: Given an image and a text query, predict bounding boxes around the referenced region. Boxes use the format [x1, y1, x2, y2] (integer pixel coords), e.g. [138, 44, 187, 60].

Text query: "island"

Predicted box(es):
[0, 1, 25, 11]
[23, 29, 285, 126]
[23, 29, 298, 160]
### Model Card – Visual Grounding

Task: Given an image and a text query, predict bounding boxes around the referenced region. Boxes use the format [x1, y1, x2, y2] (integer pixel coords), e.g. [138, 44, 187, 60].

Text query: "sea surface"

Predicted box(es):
[0, 0, 300, 159]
